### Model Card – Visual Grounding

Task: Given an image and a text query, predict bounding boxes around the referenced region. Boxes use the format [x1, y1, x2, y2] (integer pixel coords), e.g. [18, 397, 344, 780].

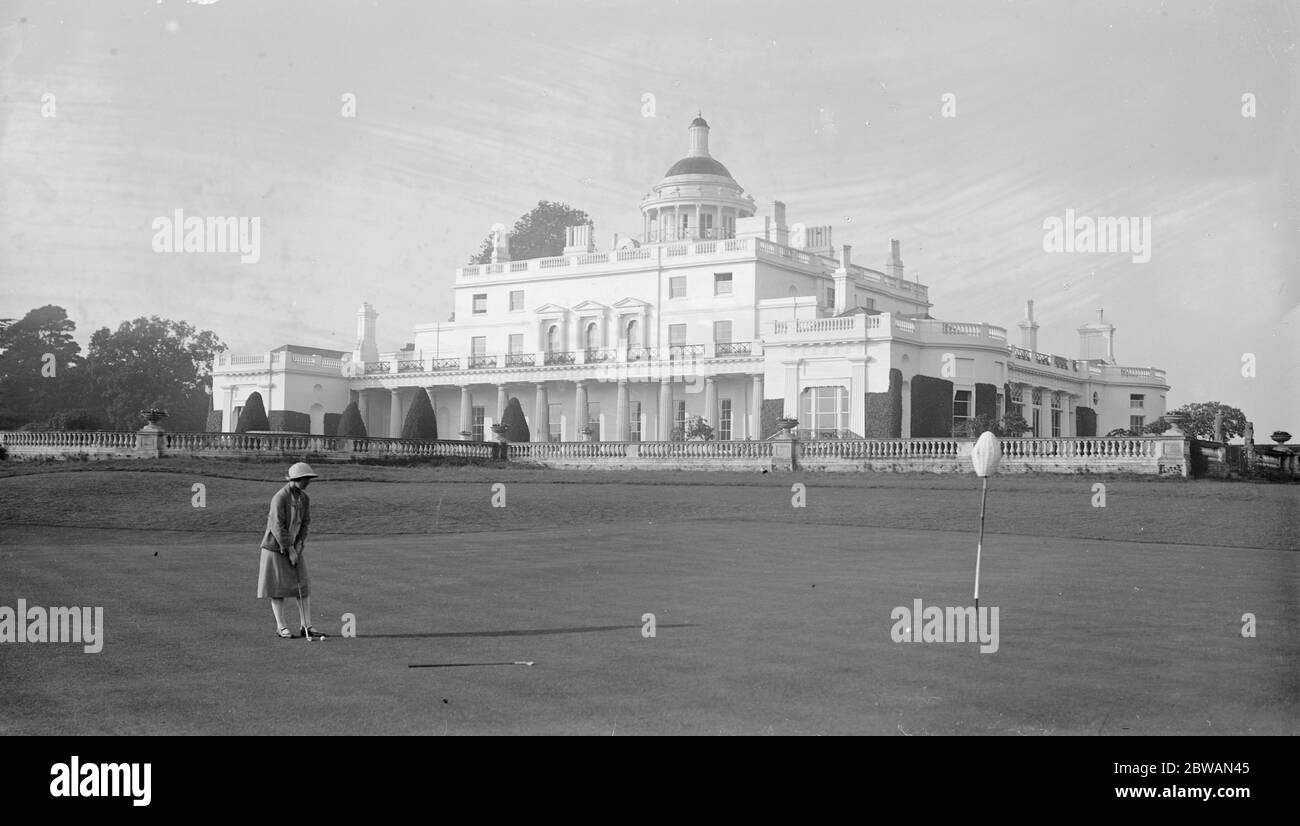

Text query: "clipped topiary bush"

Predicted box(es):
[235, 392, 270, 433]
[865, 368, 903, 438]
[401, 390, 439, 440]
[974, 382, 997, 421]
[499, 396, 529, 443]
[1076, 406, 1097, 437]
[206, 410, 224, 433]
[910, 374, 954, 437]
[323, 412, 342, 437]
[269, 410, 311, 433]
[336, 401, 367, 438]
[760, 398, 785, 439]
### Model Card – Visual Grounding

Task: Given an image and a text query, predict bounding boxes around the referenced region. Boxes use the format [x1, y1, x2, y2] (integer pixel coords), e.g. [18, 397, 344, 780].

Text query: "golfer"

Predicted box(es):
[258, 462, 326, 639]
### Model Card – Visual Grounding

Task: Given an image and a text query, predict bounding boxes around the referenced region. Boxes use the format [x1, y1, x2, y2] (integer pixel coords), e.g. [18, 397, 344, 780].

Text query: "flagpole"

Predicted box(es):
[975, 476, 988, 613]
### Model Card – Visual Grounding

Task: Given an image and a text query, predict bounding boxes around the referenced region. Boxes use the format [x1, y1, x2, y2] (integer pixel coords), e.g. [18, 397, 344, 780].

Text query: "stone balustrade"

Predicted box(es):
[456, 236, 929, 303]
[1, 431, 1191, 476]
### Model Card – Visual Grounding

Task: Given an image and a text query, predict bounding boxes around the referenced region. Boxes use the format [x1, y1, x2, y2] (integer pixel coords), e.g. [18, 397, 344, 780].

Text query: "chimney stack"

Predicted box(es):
[1018, 299, 1040, 355]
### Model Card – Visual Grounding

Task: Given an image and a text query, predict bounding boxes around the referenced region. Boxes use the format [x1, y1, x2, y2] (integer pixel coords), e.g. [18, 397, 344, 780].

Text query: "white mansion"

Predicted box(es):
[211, 117, 1170, 442]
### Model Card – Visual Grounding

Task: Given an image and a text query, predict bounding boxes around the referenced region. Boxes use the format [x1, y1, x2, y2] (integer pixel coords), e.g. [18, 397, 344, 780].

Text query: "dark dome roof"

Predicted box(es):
[664, 156, 733, 178]
[690, 116, 709, 127]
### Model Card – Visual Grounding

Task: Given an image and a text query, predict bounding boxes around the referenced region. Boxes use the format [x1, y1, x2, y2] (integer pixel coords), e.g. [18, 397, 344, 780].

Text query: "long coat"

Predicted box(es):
[257, 483, 311, 599]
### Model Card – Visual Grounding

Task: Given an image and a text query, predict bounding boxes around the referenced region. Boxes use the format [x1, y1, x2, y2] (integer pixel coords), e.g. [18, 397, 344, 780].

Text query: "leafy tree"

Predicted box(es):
[953, 413, 997, 437]
[235, 392, 270, 432]
[468, 201, 593, 265]
[400, 390, 439, 440]
[0, 305, 87, 423]
[499, 396, 530, 442]
[1165, 401, 1247, 441]
[85, 316, 225, 430]
[337, 401, 367, 438]
[994, 411, 1031, 437]
[48, 409, 107, 430]
[685, 415, 715, 441]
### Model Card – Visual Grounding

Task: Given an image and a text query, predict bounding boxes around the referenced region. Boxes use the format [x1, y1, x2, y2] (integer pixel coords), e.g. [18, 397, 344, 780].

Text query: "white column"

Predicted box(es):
[658, 380, 672, 440]
[703, 377, 717, 430]
[533, 383, 549, 442]
[615, 380, 629, 442]
[574, 381, 588, 440]
[459, 386, 472, 440]
[496, 384, 508, 429]
[751, 373, 765, 439]
[389, 388, 404, 438]
[782, 361, 799, 418]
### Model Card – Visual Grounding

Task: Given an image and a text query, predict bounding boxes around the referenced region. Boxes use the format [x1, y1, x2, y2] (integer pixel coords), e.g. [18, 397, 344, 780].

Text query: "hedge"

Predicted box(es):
[235, 392, 270, 433]
[499, 397, 529, 442]
[269, 410, 311, 434]
[1076, 406, 1097, 437]
[910, 374, 954, 437]
[974, 382, 997, 421]
[337, 401, 367, 437]
[401, 390, 439, 440]
[864, 368, 903, 438]
[760, 398, 786, 439]
[206, 410, 224, 433]
[323, 413, 342, 438]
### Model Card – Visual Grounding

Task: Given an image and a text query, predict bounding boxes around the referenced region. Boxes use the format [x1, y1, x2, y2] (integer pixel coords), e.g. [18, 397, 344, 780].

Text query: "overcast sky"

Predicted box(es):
[1, 0, 1296, 429]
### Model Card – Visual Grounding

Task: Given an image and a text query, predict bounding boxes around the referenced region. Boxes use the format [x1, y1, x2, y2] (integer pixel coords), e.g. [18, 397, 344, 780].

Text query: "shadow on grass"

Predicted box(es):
[360, 623, 695, 639]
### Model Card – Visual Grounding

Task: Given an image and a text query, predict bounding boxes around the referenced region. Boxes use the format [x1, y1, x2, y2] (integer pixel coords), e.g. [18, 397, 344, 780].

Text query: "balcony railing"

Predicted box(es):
[467, 355, 498, 369]
[429, 358, 460, 371]
[364, 361, 391, 374]
[713, 341, 752, 356]
[626, 347, 656, 362]
[504, 353, 536, 367]
[668, 344, 705, 360]
[544, 351, 576, 366]
[584, 347, 617, 363]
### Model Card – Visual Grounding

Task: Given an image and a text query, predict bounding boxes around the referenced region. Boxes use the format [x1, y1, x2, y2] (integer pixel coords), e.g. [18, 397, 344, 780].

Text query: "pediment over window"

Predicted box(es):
[571, 300, 609, 312]
[612, 297, 652, 309]
[533, 303, 571, 315]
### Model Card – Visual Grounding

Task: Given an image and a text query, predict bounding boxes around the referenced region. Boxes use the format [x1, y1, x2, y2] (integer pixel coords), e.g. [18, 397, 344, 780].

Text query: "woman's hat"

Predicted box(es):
[287, 462, 319, 481]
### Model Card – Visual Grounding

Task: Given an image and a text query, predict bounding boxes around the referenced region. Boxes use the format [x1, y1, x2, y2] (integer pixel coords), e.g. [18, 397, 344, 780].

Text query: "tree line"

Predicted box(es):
[0, 305, 225, 432]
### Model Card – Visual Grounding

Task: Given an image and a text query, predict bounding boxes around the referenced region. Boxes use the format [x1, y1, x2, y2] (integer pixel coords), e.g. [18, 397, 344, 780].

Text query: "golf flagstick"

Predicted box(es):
[968, 431, 1001, 615]
[974, 476, 988, 613]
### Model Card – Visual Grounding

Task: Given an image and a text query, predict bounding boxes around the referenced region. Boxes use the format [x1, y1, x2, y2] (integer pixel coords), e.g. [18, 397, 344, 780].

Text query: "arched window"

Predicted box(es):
[546, 325, 559, 353]
[586, 322, 600, 350]
[626, 319, 640, 348]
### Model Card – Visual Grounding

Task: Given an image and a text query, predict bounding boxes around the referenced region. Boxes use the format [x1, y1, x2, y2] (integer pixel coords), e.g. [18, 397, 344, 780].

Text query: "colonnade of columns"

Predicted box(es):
[355, 374, 767, 442]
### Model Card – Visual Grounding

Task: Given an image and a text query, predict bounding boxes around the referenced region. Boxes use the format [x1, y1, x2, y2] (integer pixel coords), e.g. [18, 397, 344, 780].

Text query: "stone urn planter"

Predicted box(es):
[459, 429, 473, 441]
[776, 417, 799, 439]
[1270, 431, 1291, 446]
[579, 427, 595, 443]
[1161, 413, 1188, 437]
[490, 423, 508, 443]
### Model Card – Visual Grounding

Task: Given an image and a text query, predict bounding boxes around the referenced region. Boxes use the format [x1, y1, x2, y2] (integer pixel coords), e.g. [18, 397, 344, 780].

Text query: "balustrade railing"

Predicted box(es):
[799, 439, 961, 459]
[713, 341, 752, 356]
[998, 437, 1158, 459]
[0, 430, 139, 448]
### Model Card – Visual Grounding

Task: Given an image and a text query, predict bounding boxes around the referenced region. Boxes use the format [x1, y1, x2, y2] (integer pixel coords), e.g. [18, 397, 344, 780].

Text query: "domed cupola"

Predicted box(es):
[640, 115, 755, 243]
